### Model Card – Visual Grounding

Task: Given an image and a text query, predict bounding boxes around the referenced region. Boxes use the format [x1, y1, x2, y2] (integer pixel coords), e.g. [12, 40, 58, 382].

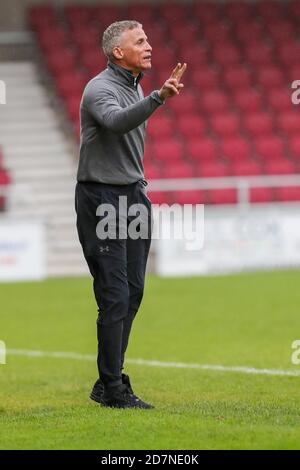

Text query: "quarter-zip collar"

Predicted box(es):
[108, 60, 144, 89]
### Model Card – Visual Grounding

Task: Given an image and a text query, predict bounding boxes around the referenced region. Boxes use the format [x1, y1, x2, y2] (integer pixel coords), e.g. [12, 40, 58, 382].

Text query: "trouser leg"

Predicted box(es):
[89, 241, 128, 387]
[120, 183, 152, 371]
[75, 182, 128, 387]
[120, 236, 151, 372]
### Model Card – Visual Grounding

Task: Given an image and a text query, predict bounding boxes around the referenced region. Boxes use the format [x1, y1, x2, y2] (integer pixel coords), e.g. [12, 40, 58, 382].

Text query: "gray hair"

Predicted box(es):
[102, 20, 143, 59]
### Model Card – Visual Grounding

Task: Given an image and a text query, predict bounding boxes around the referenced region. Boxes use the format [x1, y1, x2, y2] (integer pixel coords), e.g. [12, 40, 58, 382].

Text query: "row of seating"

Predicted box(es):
[148, 186, 300, 205]
[28, 2, 300, 28]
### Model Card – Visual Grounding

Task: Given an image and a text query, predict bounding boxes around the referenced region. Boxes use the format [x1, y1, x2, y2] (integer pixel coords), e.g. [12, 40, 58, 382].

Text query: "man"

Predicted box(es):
[75, 20, 186, 409]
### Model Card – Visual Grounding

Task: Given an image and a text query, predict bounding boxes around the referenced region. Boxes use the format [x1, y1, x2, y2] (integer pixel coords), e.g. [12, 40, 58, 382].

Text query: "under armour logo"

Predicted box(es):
[99, 245, 109, 253]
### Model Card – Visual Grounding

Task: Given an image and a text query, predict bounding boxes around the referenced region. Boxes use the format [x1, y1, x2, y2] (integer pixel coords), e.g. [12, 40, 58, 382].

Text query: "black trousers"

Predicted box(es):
[75, 180, 152, 387]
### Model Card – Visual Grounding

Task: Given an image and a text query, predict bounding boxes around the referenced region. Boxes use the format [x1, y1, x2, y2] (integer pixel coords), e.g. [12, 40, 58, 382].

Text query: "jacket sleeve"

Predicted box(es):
[85, 84, 164, 135]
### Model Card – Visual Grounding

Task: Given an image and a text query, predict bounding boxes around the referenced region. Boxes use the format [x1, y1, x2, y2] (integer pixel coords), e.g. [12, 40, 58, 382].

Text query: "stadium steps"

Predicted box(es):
[0, 61, 86, 277]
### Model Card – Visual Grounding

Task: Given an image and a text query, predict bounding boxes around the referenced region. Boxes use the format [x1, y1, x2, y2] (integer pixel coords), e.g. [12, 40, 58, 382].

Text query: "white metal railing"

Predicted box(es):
[149, 174, 300, 206]
[0, 31, 34, 45]
[1, 175, 300, 213]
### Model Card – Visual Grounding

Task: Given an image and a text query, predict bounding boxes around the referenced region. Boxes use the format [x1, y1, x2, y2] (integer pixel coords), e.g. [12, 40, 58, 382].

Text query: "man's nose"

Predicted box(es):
[146, 42, 152, 52]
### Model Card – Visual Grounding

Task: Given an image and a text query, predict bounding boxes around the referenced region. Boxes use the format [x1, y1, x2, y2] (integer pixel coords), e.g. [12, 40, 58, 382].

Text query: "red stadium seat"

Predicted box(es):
[233, 90, 263, 112]
[230, 159, 262, 176]
[264, 159, 296, 175]
[212, 44, 241, 66]
[144, 163, 163, 180]
[147, 115, 173, 140]
[288, 0, 300, 18]
[190, 68, 219, 90]
[193, 3, 221, 22]
[93, 5, 122, 25]
[209, 189, 237, 205]
[244, 112, 273, 137]
[278, 43, 300, 65]
[152, 139, 184, 162]
[255, 137, 286, 160]
[275, 186, 300, 202]
[167, 91, 197, 114]
[147, 191, 171, 204]
[170, 24, 199, 47]
[235, 21, 264, 44]
[28, 5, 57, 28]
[56, 72, 87, 98]
[186, 138, 218, 162]
[151, 49, 177, 68]
[179, 45, 208, 68]
[140, 74, 154, 96]
[197, 160, 228, 178]
[225, 2, 254, 21]
[210, 113, 240, 137]
[287, 65, 300, 83]
[81, 51, 107, 74]
[203, 23, 231, 43]
[163, 162, 194, 179]
[224, 66, 252, 89]
[65, 96, 81, 122]
[159, 3, 187, 22]
[289, 137, 300, 159]
[0, 169, 11, 186]
[250, 187, 274, 203]
[245, 43, 274, 65]
[174, 190, 206, 205]
[202, 91, 229, 113]
[267, 90, 292, 112]
[266, 20, 295, 41]
[177, 114, 206, 139]
[221, 137, 251, 162]
[127, 4, 155, 23]
[46, 49, 77, 76]
[256, 1, 284, 19]
[256, 66, 284, 89]
[37, 27, 69, 52]
[277, 112, 300, 136]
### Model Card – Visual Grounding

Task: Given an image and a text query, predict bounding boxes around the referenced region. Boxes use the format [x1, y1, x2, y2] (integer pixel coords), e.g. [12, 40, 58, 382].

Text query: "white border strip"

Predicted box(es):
[7, 348, 300, 378]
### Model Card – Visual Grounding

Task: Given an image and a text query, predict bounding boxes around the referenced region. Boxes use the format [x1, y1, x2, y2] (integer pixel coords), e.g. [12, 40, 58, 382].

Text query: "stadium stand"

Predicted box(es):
[0, 61, 87, 276]
[28, 1, 300, 205]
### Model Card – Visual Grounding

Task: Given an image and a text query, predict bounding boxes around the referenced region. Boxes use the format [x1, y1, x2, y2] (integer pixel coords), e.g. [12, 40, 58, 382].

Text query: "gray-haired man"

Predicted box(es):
[75, 20, 186, 409]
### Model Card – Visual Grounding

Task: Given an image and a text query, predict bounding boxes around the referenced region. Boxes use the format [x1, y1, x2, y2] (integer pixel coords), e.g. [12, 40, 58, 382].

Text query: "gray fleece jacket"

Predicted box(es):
[77, 60, 164, 185]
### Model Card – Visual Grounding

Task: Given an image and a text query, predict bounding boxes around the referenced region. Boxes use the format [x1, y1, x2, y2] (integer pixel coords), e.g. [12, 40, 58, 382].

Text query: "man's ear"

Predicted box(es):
[112, 47, 123, 60]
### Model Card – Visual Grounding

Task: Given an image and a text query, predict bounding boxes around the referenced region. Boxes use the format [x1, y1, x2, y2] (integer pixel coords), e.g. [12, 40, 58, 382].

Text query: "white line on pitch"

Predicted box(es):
[6, 348, 300, 378]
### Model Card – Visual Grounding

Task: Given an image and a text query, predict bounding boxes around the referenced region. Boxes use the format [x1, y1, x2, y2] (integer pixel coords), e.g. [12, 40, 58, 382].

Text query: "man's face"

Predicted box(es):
[114, 27, 152, 75]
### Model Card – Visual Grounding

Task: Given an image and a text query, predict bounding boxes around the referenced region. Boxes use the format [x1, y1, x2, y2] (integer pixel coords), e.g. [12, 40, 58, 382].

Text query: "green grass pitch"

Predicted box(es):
[1, 271, 300, 449]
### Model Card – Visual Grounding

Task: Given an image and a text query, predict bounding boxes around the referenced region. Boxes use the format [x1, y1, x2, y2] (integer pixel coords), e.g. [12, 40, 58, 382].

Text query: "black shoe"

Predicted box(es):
[90, 373, 136, 404]
[121, 373, 135, 395]
[101, 384, 154, 409]
[90, 378, 105, 404]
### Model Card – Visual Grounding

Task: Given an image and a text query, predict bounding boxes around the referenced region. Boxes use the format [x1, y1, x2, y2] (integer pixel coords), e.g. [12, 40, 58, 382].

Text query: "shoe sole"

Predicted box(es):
[90, 391, 105, 405]
[90, 393, 154, 409]
[101, 400, 154, 409]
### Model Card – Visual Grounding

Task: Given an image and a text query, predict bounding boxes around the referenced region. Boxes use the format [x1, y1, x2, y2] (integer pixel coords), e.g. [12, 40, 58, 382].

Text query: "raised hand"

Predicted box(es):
[158, 62, 187, 101]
